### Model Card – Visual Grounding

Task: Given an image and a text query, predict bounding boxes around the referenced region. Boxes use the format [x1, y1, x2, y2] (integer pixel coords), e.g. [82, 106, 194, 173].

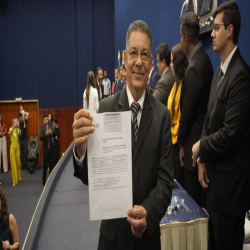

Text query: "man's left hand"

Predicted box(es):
[127, 205, 147, 238]
[192, 140, 200, 167]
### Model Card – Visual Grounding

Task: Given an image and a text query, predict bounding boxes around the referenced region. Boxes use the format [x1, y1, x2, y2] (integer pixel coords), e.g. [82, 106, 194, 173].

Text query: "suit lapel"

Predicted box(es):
[207, 49, 240, 114]
[133, 92, 153, 163]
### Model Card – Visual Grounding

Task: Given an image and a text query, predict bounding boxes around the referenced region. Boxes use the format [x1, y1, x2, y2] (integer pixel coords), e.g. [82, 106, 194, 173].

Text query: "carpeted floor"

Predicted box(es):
[0, 167, 43, 249]
[35, 156, 101, 250]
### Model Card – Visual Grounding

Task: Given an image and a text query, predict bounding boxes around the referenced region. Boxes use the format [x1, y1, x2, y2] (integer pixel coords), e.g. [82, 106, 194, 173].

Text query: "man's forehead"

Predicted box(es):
[128, 31, 150, 46]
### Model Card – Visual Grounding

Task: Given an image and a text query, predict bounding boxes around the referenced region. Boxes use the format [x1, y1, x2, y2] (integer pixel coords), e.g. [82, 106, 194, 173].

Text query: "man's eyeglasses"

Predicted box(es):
[127, 50, 151, 62]
[212, 23, 226, 32]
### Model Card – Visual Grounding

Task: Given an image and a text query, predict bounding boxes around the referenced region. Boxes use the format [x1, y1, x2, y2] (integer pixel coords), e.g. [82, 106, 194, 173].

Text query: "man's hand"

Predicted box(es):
[72, 109, 95, 159]
[198, 162, 209, 189]
[2, 240, 10, 250]
[179, 147, 184, 167]
[192, 140, 200, 167]
[127, 205, 147, 238]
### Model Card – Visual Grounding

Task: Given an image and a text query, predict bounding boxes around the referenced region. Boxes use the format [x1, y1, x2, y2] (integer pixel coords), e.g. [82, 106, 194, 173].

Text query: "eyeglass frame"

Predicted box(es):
[212, 23, 229, 32]
[126, 49, 151, 63]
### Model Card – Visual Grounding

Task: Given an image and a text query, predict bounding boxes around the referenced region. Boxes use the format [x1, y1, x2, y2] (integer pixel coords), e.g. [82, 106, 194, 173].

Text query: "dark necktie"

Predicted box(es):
[131, 102, 141, 143]
[216, 68, 224, 90]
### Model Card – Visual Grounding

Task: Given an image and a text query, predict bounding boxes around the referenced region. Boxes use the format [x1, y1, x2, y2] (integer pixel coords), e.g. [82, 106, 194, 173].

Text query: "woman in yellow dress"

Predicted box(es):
[8, 119, 21, 186]
[167, 43, 188, 183]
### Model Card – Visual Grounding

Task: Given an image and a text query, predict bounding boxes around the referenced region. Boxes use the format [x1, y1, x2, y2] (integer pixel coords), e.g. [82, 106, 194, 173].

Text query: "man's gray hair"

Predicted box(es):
[126, 20, 152, 51]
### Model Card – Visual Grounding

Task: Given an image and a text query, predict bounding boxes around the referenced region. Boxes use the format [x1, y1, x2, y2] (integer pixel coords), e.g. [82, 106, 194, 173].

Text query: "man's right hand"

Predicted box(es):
[72, 109, 95, 159]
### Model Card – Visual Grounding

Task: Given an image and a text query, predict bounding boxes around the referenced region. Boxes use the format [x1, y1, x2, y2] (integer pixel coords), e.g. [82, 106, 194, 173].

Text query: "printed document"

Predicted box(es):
[87, 111, 132, 220]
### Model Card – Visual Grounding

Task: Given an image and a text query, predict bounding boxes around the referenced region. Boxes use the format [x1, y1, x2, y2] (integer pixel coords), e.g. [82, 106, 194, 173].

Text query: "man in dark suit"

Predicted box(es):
[177, 12, 213, 208]
[95, 67, 104, 101]
[39, 114, 54, 186]
[148, 58, 160, 90]
[192, 2, 250, 250]
[151, 43, 175, 105]
[72, 20, 173, 250]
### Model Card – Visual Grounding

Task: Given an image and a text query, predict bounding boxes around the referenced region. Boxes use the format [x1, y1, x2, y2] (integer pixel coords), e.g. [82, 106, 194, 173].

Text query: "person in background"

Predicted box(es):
[148, 56, 160, 91]
[122, 67, 127, 89]
[52, 118, 60, 166]
[102, 70, 111, 98]
[0, 187, 20, 250]
[8, 119, 21, 187]
[19, 105, 29, 119]
[48, 113, 55, 169]
[0, 115, 8, 174]
[177, 11, 213, 208]
[150, 43, 175, 105]
[167, 43, 188, 182]
[192, 2, 250, 249]
[95, 67, 104, 101]
[19, 112, 29, 170]
[39, 114, 53, 187]
[112, 67, 119, 95]
[83, 71, 99, 114]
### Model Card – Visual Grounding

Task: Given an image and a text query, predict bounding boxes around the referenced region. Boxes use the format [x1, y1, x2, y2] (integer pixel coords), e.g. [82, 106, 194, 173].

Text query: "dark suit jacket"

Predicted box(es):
[152, 67, 175, 105]
[200, 48, 250, 215]
[178, 46, 213, 171]
[39, 124, 52, 154]
[95, 79, 104, 100]
[73, 88, 174, 250]
[149, 67, 160, 90]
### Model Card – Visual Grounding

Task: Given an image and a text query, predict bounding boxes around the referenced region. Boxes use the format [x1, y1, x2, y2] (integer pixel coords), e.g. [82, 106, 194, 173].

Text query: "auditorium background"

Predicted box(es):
[0, 0, 250, 167]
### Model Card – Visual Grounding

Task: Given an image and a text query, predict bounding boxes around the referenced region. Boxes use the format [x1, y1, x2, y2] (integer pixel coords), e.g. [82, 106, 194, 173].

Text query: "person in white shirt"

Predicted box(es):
[83, 71, 99, 114]
[102, 70, 111, 98]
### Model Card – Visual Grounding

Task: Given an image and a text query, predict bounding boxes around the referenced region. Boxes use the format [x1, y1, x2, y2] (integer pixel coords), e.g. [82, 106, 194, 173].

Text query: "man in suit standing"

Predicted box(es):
[192, 2, 250, 249]
[39, 114, 53, 187]
[95, 67, 104, 101]
[72, 20, 173, 250]
[148, 58, 160, 90]
[151, 43, 175, 105]
[177, 12, 213, 208]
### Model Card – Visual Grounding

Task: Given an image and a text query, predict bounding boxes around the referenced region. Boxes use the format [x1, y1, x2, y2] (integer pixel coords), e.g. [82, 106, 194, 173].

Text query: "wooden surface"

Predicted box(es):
[0, 100, 39, 170]
[38, 107, 79, 166]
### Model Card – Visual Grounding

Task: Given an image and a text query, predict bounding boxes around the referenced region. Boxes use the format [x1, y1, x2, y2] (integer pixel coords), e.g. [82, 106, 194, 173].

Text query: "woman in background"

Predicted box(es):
[83, 71, 99, 114]
[0, 187, 20, 250]
[167, 43, 188, 182]
[0, 115, 8, 174]
[53, 118, 60, 166]
[8, 119, 21, 187]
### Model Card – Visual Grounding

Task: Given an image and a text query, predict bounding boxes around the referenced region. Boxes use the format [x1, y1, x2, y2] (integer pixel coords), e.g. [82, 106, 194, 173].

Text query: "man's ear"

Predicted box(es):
[184, 34, 189, 44]
[227, 24, 233, 41]
[162, 58, 166, 67]
[124, 50, 128, 68]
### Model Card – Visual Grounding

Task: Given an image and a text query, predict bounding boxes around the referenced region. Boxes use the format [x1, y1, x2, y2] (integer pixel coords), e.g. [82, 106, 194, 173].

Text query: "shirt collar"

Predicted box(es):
[189, 41, 202, 62]
[126, 85, 145, 111]
[149, 67, 154, 79]
[162, 67, 168, 77]
[221, 46, 237, 75]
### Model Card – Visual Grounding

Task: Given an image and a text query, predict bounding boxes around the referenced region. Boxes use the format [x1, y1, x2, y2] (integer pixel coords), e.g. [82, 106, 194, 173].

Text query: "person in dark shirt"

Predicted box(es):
[39, 114, 53, 187]
[19, 112, 28, 170]
[0, 187, 20, 250]
[52, 118, 60, 166]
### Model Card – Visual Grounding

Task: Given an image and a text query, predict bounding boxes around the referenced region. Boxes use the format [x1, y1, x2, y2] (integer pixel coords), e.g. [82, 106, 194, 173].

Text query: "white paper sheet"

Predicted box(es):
[87, 111, 133, 220]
